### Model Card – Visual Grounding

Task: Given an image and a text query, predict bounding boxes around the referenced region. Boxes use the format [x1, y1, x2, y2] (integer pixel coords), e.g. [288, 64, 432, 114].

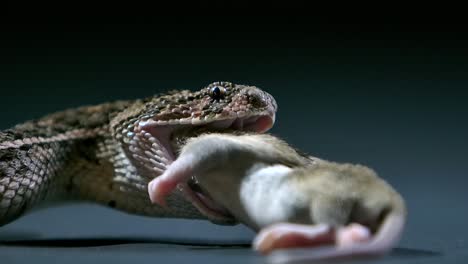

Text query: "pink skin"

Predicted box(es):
[148, 153, 232, 221]
[148, 153, 195, 207]
[261, 216, 405, 262]
[253, 222, 371, 254]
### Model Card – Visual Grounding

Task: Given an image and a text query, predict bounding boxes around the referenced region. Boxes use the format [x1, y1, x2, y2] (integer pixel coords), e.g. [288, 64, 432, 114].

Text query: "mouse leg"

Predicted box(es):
[336, 223, 371, 247]
[253, 222, 372, 254]
[253, 223, 335, 254]
[148, 154, 196, 206]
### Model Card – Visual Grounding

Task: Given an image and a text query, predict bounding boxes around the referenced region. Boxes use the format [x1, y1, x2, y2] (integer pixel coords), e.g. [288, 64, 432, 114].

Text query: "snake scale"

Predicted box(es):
[0, 81, 277, 226]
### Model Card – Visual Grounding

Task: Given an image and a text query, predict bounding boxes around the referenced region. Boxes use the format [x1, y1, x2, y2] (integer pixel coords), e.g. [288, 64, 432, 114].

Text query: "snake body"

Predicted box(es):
[0, 82, 277, 226]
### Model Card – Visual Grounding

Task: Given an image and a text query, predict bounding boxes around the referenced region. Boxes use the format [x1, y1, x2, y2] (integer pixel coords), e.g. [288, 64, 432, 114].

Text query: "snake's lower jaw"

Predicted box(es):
[248, 114, 275, 133]
[230, 111, 275, 134]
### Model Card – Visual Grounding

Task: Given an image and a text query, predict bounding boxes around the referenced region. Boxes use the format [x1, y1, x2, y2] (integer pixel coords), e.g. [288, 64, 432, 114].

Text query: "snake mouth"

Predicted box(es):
[206, 111, 275, 134]
[139, 110, 276, 160]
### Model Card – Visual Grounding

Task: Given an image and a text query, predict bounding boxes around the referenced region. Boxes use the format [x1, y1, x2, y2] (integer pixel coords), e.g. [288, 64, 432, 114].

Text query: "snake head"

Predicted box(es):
[112, 81, 277, 162]
[110, 82, 277, 222]
[139, 81, 277, 133]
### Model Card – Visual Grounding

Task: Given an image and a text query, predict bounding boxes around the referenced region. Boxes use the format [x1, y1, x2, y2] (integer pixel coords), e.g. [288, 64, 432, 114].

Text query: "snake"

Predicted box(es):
[0, 81, 277, 226]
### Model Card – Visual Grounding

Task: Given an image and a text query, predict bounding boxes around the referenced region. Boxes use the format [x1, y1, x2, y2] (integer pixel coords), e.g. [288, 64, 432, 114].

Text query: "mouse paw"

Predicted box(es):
[253, 223, 335, 254]
[336, 223, 371, 247]
[148, 154, 195, 206]
[148, 175, 179, 207]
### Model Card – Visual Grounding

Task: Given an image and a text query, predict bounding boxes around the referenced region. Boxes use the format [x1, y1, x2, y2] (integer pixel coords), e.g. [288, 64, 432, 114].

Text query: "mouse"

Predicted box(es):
[148, 132, 407, 262]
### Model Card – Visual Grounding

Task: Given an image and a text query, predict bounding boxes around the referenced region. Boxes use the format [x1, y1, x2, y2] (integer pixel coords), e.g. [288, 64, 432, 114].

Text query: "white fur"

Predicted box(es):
[240, 164, 307, 228]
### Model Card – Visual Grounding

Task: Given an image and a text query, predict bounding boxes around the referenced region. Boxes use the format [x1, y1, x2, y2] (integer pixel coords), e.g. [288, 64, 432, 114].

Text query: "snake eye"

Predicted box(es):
[211, 86, 225, 100]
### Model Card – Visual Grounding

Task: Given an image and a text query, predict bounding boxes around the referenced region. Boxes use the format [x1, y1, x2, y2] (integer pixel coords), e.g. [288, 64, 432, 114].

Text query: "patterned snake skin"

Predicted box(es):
[0, 82, 277, 226]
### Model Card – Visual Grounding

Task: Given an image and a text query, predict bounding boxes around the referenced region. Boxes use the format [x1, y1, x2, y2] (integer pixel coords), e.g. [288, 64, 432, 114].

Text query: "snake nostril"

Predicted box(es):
[249, 95, 266, 108]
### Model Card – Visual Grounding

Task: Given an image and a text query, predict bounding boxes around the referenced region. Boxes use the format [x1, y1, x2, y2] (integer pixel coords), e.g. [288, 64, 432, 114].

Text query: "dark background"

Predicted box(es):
[0, 7, 467, 264]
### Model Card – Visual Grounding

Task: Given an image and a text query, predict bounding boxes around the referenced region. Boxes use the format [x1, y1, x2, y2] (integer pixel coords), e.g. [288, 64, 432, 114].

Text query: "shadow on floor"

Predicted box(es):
[0, 237, 252, 248]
